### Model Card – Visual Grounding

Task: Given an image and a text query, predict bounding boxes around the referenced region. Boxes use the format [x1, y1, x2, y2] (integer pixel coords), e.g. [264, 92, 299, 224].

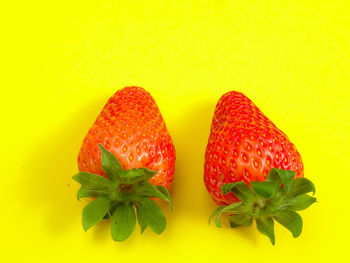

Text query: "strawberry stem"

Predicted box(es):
[73, 144, 172, 241]
[209, 168, 316, 245]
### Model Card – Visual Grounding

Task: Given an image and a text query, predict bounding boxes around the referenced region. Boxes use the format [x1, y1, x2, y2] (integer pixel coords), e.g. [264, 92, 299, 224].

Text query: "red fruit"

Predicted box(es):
[73, 86, 175, 241]
[204, 91, 303, 205]
[78, 86, 175, 189]
[205, 91, 316, 245]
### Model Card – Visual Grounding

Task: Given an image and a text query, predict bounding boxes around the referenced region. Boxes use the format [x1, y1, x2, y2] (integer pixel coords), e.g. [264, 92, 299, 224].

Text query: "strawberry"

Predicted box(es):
[205, 91, 316, 244]
[73, 86, 175, 241]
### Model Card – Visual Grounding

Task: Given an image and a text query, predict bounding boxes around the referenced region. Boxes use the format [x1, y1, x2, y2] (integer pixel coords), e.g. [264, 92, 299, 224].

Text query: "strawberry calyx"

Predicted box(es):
[72, 144, 172, 242]
[209, 168, 316, 245]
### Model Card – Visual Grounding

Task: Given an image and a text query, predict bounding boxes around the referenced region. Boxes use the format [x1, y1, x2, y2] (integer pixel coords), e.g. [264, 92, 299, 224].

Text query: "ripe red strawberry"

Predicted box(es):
[205, 91, 316, 244]
[73, 86, 175, 241]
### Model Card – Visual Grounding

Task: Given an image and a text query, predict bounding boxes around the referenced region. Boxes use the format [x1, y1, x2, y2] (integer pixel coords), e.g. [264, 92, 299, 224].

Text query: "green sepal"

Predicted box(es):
[256, 216, 275, 245]
[119, 168, 157, 184]
[73, 145, 172, 241]
[229, 214, 253, 228]
[209, 206, 225, 225]
[211, 168, 317, 245]
[99, 143, 122, 182]
[215, 202, 243, 228]
[82, 196, 111, 231]
[111, 203, 136, 241]
[266, 168, 296, 191]
[73, 171, 113, 187]
[273, 210, 303, 238]
[280, 195, 317, 211]
[221, 181, 255, 201]
[136, 205, 148, 233]
[134, 182, 171, 203]
[251, 181, 277, 198]
[135, 198, 167, 234]
[156, 185, 173, 211]
[286, 178, 316, 197]
[73, 172, 114, 200]
[76, 186, 109, 200]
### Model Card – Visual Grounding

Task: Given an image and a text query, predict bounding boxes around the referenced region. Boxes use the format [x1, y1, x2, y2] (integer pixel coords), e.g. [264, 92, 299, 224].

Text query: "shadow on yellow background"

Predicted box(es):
[20, 97, 107, 237]
[171, 102, 215, 216]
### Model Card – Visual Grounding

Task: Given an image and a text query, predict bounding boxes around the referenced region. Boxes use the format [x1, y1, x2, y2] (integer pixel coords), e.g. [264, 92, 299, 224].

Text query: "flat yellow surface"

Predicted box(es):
[1, 0, 350, 262]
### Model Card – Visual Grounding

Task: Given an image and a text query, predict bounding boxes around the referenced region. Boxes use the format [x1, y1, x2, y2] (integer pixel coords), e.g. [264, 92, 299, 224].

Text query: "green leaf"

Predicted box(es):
[286, 178, 316, 197]
[221, 181, 255, 201]
[280, 195, 317, 211]
[221, 183, 235, 195]
[215, 202, 243, 228]
[73, 172, 113, 200]
[229, 214, 253, 228]
[77, 186, 110, 199]
[82, 196, 111, 231]
[73, 171, 113, 187]
[209, 206, 225, 225]
[99, 144, 123, 181]
[267, 168, 295, 191]
[256, 216, 275, 245]
[119, 168, 157, 184]
[251, 181, 277, 198]
[266, 169, 282, 184]
[111, 203, 136, 241]
[215, 215, 223, 228]
[135, 182, 168, 200]
[209, 171, 317, 245]
[156, 185, 173, 211]
[136, 205, 148, 233]
[73, 146, 170, 241]
[274, 210, 303, 238]
[136, 198, 167, 234]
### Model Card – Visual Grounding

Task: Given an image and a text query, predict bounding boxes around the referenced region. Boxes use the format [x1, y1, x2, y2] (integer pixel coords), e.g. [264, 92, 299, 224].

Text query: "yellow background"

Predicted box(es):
[1, 0, 349, 262]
